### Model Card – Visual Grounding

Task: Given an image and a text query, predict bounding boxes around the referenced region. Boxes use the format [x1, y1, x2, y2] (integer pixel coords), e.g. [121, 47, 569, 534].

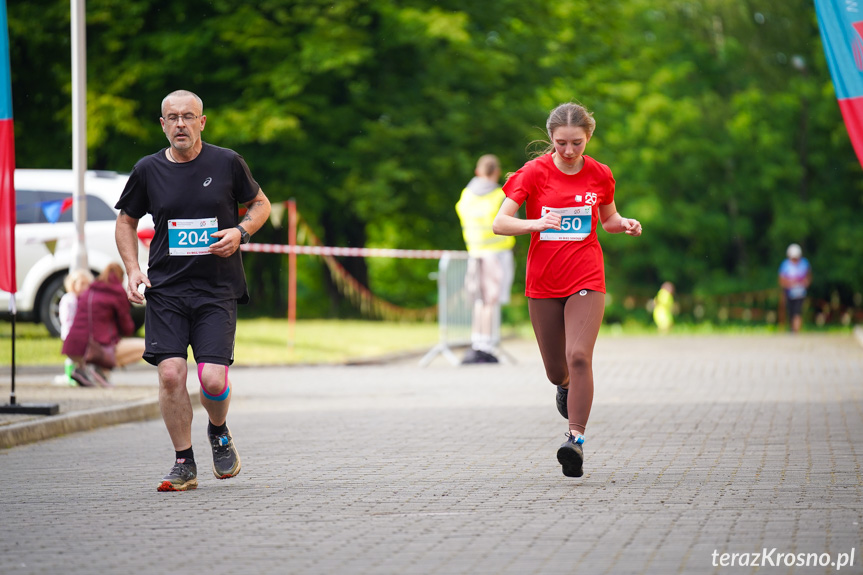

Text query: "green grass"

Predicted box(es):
[1, 318, 853, 368]
[0, 319, 442, 367]
[234, 318, 440, 364]
[513, 318, 853, 339]
[0, 322, 70, 366]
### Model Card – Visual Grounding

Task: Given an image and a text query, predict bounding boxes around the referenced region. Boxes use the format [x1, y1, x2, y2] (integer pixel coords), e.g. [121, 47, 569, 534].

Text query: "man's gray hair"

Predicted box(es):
[161, 90, 203, 116]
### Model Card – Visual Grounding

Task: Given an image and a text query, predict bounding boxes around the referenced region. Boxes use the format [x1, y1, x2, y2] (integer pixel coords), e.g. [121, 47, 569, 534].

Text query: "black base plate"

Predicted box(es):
[0, 403, 60, 416]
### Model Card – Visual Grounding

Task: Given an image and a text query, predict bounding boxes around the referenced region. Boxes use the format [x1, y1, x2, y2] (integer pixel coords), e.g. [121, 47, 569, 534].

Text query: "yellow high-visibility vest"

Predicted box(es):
[653, 288, 674, 331]
[456, 186, 515, 255]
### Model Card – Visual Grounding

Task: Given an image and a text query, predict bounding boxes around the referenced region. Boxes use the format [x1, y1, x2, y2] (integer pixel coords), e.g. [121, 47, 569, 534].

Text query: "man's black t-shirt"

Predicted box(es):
[115, 142, 260, 303]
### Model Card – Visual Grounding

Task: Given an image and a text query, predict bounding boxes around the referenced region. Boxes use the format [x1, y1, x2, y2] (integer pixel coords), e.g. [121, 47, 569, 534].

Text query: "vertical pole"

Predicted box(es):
[287, 199, 297, 347]
[9, 294, 15, 405]
[438, 253, 449, 345]
[1, 0, 16, 404]
[492, 303, 501, 349]
[70, 0, 88, 273]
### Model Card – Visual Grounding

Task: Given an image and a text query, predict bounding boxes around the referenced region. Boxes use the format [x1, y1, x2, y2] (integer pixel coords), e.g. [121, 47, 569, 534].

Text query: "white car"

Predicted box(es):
[0, 169, 153, 337]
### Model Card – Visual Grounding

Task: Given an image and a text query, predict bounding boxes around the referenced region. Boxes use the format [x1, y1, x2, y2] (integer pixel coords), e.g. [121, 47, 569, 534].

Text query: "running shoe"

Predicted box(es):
[209, 428, 242, 479]
[70, 367, 95, 387]
[157, 458, 198, 492]
[462, 349, 499, 364]
[52, 374, 75, 386]
[476, 350, 500, 363]
[556, 432, 584, 478]
[85, 365, 112, 388]
[556, 385, 568, 419]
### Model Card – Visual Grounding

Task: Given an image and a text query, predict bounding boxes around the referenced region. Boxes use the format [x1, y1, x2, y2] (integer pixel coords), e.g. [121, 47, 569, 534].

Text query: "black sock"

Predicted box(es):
[208, 421, 228, 437]
[175, 446, 195, 464]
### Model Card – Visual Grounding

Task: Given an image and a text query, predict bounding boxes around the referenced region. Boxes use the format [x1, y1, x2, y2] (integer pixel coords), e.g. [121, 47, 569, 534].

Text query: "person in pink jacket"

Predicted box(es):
[62, 262, 141, 387]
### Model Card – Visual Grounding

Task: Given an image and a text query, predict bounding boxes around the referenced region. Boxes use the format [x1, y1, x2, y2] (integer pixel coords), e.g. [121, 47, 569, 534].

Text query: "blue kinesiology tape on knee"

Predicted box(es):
[198, 363, 230, 401]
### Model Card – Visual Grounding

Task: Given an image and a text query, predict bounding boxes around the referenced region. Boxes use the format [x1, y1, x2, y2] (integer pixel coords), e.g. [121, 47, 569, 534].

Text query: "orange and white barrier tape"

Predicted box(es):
[241, 243, 469, 259]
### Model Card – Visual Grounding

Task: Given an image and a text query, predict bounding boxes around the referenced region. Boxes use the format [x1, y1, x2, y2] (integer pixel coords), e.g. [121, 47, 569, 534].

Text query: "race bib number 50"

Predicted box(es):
[540, 206, 591, 241]
[168, 217, 218, 256]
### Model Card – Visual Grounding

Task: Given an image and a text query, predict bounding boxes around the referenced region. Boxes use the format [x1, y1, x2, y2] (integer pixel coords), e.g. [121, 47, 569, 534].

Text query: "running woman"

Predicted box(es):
[492, 102, 642, 478]
[115, 90, 271, 491]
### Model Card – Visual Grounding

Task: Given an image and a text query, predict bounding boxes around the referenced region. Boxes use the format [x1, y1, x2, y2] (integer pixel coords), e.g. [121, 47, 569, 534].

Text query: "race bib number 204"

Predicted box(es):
[168, 217, 218, 256]
[539, 206, 591, 241]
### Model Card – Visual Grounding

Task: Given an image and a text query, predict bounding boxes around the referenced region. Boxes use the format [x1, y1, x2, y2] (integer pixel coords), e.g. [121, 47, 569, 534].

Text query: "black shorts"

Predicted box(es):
[786, 296, 804, 319]
[143, 291, 237, 367]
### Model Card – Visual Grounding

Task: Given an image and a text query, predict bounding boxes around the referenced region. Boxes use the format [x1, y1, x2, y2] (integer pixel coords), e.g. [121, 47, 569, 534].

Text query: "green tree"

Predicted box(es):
[536, 0, 862, 309]
[9, 0, 863, 321]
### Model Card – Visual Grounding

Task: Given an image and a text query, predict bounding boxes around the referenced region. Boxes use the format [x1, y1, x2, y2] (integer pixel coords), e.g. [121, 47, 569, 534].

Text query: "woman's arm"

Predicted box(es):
[599, 201, 642, 236]
[493, 197, 562, 237]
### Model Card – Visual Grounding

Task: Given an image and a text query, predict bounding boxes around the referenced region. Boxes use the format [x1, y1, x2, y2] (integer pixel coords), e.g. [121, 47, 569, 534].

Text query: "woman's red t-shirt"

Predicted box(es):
[502, 153, 615, 298]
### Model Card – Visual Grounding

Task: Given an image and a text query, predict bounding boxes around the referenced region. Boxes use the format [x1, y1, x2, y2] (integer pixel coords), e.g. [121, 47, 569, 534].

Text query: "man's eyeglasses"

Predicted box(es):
[162, 113, 199, 124]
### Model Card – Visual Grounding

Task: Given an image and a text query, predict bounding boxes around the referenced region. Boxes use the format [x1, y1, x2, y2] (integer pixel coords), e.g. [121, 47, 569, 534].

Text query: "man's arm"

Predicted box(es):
[209, 188, 272, 258]
[238, 188, 271, 236]
[115, 210, 148, 304]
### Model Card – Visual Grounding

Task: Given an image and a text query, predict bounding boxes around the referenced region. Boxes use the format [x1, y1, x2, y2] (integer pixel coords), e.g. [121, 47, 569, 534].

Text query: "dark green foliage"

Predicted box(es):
[8, 0, 862, 318]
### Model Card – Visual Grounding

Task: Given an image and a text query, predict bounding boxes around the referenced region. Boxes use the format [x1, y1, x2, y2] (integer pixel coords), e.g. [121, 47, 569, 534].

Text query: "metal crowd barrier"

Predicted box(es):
[419, 254, 505, 367]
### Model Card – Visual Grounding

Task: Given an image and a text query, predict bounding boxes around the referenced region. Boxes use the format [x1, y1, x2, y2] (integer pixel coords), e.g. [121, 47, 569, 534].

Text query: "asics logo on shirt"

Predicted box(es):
[203, 177, 213, 187]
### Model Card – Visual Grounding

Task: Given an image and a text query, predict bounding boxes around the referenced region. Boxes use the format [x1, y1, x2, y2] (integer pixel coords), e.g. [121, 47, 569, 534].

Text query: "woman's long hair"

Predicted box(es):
[529, 102, 596, 159]
[97, 262, 125, 285]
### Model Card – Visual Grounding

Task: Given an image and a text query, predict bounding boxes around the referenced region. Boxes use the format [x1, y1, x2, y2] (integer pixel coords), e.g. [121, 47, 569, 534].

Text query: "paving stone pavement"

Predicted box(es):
[0, 333, 862, 575]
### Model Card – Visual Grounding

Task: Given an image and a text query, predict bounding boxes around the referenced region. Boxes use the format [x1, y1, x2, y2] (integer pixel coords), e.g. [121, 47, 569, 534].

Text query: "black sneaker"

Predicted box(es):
[556, 433, 584, 478]
[85, 365, 112, 388]
[476, 350, 500, 363]
[556, 385, 568, 419]
[157, 458, 198, 492]
[70, 367, 95, 387]
[462, 349, 499, 364]
[461, 349, 482, 364]
[209, 428, 242, 479]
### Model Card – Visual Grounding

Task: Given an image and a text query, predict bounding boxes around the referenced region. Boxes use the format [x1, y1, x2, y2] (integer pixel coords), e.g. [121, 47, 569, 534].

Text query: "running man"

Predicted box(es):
[778, 243, 812, 333]
[115, 89, 271, 491]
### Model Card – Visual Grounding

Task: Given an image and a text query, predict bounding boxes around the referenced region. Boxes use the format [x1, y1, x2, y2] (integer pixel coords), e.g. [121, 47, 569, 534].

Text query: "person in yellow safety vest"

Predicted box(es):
[653, 281, 675, 333]
[456, 154, 516, 364]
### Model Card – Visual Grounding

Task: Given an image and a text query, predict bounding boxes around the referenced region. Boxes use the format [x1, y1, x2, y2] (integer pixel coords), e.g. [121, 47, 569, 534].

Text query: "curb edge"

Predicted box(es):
[0, 391, 200, 449]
